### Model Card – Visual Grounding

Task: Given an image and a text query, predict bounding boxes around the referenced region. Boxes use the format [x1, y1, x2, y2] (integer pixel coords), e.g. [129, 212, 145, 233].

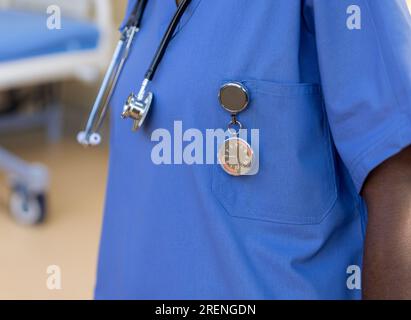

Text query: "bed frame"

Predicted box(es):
[0, 0, 113, 89]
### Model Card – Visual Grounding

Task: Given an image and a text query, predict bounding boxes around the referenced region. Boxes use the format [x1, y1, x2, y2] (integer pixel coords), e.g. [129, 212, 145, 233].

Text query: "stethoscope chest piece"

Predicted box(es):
[122, 90, 153, 131]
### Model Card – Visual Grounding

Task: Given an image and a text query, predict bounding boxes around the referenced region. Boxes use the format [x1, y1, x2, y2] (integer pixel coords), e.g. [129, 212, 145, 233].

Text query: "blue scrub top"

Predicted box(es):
[95, 0, 411, 299]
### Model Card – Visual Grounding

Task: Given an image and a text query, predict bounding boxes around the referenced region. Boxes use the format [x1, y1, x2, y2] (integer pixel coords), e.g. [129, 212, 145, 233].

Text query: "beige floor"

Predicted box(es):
[0, 130, 108, 300]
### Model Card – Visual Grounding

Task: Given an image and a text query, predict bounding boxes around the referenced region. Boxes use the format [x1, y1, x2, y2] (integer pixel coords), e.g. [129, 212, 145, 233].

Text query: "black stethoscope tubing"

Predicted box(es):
[125, 0, 192, 80]
[126, 0, 148, 29]
[145, 0, 192, 81]
[78, 0, 192, 145]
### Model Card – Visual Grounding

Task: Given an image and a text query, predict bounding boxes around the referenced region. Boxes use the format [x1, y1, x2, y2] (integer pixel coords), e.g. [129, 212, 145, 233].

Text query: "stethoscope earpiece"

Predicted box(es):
[77, 131, 102, 147]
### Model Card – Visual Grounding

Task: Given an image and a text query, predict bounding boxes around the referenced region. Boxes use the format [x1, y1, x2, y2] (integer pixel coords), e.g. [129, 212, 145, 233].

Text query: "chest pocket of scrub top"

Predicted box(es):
[212, 80, 337, 225]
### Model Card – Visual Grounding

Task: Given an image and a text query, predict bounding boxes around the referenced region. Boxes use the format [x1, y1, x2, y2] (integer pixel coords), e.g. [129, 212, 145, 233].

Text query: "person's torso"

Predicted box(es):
[96, 0, 365, 299]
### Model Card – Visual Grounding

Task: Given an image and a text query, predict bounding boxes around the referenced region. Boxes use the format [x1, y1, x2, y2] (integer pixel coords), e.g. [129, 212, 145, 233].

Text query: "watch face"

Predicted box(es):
[218, 137, 254, 176]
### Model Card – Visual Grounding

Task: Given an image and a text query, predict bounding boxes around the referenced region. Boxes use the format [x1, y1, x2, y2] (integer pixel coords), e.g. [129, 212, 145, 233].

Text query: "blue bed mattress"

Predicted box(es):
[0, 9, 100, 62]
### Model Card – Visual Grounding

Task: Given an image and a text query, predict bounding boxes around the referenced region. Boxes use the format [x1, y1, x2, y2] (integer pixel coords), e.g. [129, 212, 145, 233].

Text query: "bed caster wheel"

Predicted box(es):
[9, 186, 47, 225]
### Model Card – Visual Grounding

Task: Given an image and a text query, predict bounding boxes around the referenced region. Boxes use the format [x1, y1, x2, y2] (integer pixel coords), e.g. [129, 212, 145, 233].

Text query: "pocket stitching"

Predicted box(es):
[247, 80, 322, 98]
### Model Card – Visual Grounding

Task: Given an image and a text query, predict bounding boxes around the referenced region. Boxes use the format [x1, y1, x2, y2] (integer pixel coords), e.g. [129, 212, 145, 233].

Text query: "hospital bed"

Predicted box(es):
[0, 0, 114, 224]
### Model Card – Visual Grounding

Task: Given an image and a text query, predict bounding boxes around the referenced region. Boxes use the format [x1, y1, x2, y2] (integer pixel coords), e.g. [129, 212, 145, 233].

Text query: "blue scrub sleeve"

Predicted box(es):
[305, 0, 411, 192]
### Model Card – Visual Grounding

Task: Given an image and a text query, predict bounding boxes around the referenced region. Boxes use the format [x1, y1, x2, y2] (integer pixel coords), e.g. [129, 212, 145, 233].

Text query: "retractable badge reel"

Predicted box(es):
[218, 82, 255, 176]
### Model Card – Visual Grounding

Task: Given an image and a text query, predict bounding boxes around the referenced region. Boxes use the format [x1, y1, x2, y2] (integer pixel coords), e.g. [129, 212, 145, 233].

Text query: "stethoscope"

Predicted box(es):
[78, 0, 192, 146]
[78, 0, 256, 176]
